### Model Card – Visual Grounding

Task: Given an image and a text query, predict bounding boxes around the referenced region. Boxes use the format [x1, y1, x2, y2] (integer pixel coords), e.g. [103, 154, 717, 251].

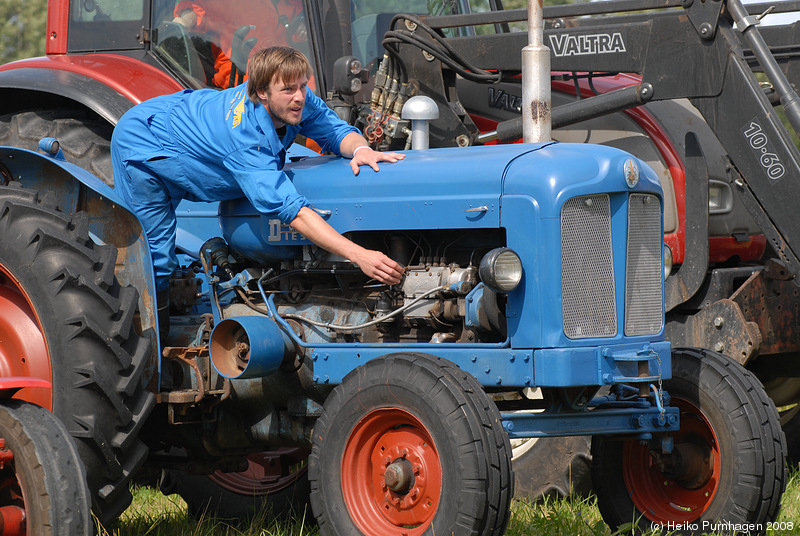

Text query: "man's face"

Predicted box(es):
[257, 74, 308, 128]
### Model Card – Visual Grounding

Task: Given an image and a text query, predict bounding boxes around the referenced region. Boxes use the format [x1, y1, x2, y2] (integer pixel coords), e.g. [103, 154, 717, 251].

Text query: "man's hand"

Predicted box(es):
[349, 145, 405, 175]
[351, 248, 404, 285]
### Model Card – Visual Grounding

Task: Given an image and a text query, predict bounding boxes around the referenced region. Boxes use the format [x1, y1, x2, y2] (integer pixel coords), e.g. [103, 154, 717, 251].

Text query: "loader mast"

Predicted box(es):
[406, 0, 800, 304]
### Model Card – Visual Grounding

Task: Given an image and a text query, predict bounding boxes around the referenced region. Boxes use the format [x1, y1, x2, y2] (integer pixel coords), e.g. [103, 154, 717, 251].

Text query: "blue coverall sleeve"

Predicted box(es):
[224, 146, 310, 224]
[299, 91, 359, 154]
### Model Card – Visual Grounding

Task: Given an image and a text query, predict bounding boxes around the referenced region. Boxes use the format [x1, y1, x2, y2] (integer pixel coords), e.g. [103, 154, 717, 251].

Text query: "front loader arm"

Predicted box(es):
[413, 0, 800, 284]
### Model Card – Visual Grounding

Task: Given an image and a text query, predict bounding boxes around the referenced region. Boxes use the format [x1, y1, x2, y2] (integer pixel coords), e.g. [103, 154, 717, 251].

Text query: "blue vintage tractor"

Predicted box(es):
[0, 131, 785, 534]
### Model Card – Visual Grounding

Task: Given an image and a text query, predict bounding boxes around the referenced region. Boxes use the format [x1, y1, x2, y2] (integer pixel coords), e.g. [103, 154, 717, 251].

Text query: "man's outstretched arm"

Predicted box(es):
[289, 206, 404, 284]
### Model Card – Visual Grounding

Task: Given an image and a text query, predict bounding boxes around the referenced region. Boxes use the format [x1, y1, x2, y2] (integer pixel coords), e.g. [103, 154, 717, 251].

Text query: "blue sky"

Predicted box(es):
[745, 0, 800, 25]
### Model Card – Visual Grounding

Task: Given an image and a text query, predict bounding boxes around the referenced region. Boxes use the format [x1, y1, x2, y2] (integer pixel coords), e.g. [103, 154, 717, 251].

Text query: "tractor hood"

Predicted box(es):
[218, 142, 661, 264]
[219, 143, 546, 263]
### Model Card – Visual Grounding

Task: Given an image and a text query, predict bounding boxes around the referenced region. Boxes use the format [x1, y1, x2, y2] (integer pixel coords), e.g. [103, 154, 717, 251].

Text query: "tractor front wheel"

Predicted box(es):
[309, 353, 513, 536]
[592, 347, 786, 533]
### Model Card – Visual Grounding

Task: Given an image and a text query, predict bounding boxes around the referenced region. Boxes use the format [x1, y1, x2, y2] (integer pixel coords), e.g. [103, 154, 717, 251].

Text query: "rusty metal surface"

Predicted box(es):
[159, 345, 231, 425]
[666, 298, 761, 365]
[731, 261, 800, 356]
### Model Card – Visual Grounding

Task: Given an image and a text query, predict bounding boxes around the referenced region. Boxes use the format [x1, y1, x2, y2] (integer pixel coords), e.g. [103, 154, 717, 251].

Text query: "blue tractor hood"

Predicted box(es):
[219, 143, 546, 263]
[218, 142, 661, 264]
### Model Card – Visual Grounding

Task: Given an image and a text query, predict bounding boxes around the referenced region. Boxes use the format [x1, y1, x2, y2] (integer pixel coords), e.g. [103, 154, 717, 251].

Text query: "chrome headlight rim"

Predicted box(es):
[479, 247, 523, 293]
[663, 243, 673, 281]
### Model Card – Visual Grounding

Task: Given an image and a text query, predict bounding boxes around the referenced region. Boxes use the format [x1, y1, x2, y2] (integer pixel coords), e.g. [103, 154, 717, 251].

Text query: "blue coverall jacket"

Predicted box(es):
[111, 82, 358, 291]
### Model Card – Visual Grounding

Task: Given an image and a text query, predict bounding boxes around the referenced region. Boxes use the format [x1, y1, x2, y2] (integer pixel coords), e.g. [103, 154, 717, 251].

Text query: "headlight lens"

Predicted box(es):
[479, 248, 523, 292]
[663, 244, 673, 281]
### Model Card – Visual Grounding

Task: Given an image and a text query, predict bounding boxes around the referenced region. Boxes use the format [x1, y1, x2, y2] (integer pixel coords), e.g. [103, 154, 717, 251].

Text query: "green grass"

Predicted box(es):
[99, 467, 800, 536]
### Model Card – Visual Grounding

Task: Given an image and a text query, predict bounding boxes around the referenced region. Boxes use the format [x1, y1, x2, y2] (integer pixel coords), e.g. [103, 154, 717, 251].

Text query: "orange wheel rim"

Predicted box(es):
[623, 398, 721, 523]
[0, 266, 52, 409]
[341, 408, 441, 536]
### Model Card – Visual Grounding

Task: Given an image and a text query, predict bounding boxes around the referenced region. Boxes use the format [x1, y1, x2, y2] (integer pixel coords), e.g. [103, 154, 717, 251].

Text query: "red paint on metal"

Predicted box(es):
[0, 55, 183, 105]
[622, 398, 720, 523]
[341, 408, 441, 535]
[0, 505, 26, 536]
[208, 448, 309, 495]
[45, 0, 68, 55]
[708, 234, 767, 263]
[0, 266, 53, 410]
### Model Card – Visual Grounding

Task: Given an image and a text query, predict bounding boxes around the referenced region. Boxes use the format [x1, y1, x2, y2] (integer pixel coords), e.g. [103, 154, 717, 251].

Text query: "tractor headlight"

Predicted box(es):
[663, 244, 673, 281]
[479, 248, 522, 293]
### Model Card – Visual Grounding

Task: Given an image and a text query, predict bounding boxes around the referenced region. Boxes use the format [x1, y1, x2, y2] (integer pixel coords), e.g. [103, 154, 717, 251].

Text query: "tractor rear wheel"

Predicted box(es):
[309, 353, 513, 536]
[160, 448, 312, 522]
[0, 109, 114, 186]
[592, 348, 786, 533]
[0, 400, 92, 536]
[512, 435, 592, 500]
[0, 184, 155, 525]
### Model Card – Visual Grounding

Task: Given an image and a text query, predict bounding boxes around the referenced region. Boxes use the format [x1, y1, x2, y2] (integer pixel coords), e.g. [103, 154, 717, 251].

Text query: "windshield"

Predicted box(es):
[151, 0, 314, 90]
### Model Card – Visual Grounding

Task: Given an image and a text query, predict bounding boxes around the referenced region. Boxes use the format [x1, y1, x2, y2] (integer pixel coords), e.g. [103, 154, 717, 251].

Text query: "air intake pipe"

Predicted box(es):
[209, 316, 294, 379]
[401, 95, 439, 150]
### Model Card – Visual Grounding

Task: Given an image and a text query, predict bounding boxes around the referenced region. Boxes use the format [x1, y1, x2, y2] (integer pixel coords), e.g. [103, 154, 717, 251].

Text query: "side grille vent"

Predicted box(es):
[561, 195, 616, 339]
[625, 194, 663, 336]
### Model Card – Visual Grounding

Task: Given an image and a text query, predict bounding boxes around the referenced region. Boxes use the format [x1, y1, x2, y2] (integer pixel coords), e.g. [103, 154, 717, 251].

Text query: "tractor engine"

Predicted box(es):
[204, 229, 513, 348]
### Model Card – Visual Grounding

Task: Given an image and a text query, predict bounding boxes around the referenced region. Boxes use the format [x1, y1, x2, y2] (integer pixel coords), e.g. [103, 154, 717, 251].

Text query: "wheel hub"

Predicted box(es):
[652, 436, 713, 490]
[384, 458, 414, 492]
[0, 268, 52, 410]
[0, 505, 26, 536]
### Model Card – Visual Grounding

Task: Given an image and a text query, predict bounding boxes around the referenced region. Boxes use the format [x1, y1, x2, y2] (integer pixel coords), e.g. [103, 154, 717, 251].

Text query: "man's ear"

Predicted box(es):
[256, 88, 269, 100]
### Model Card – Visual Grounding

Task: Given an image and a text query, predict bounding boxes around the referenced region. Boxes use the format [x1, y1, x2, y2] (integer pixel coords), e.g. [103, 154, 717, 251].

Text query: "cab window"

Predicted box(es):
[150, 0, 316, 91]
[68, 0, 147, 51]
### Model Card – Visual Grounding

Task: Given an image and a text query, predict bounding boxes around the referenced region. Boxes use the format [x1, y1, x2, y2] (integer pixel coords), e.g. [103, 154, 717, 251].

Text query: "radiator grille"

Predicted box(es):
[561, 195, 616, 339]
[625, 194, 663, 336]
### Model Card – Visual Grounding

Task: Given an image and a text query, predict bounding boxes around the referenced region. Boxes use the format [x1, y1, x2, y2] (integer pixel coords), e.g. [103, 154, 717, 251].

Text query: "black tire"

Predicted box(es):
[0, 184, 155, 525]
[160, 449, 313, 523]
[759, 376, 800, 467]
[0, 400, 92, 535]
[0, 109, 114, 186]
[512, 436, 592, 500]
[592, 347, 786, 534]
[781, 408, 800, 469]
[309, 353, 513, 536]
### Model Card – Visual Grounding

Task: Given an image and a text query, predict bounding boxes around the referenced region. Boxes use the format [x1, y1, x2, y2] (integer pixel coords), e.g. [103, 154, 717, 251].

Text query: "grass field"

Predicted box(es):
[97, 466, 800, 536]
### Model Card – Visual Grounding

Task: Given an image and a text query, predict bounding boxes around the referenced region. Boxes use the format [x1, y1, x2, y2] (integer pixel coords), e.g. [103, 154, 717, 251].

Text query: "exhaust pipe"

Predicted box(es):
[522, 0, 551, 143]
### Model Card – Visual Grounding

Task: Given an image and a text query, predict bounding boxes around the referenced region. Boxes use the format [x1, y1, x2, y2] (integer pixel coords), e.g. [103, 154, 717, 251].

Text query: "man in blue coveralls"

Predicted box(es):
[111, 46, 405, 331]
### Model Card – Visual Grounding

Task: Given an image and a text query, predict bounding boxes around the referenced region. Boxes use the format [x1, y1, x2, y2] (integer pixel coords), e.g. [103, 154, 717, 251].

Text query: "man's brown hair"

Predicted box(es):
[247, 46, 313, 104]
